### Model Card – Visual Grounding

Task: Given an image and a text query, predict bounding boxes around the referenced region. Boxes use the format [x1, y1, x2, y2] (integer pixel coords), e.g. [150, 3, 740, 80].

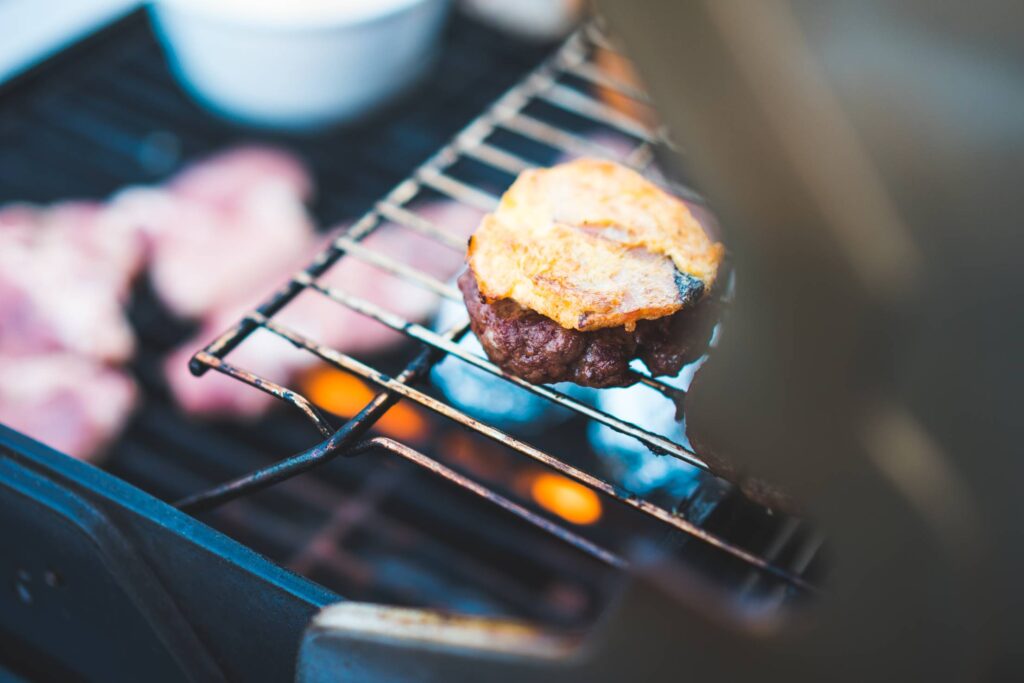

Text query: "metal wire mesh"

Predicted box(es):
[181, 25, 818, 592]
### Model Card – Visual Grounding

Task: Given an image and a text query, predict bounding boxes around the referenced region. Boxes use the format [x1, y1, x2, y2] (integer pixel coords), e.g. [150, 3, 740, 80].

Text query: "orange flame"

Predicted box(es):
[302, 368, 428, 442]
[530, 473, 602, 526]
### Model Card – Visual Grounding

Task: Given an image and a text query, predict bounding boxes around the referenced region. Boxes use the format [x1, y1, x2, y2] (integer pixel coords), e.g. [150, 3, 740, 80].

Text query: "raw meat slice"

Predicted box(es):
[0, 353, 137, 462]
[169, 146, 313, 207]
[2, 202, 147, 300]
[44, 201, 148, 298]
[151, 186, 315, 318]
[114, 147, 317, 319]
[0, 224, 136, 363]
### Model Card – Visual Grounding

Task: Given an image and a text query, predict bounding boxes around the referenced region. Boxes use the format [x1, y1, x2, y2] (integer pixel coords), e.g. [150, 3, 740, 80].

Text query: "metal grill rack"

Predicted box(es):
[0, 8, 656, 627]
[182, 25, 820, 594]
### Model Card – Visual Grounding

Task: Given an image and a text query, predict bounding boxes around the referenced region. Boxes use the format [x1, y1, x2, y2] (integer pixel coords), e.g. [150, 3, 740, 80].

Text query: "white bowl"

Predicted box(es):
[149, 0, 451, 131]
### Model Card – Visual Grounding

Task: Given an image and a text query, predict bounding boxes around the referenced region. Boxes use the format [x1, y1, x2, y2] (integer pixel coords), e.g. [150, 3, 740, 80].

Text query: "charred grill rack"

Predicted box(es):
[183, 25, 822, 596]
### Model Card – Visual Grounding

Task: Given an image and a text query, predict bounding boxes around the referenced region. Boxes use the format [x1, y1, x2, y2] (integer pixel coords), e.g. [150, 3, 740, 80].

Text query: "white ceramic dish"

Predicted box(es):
[149, 0, 451, 131]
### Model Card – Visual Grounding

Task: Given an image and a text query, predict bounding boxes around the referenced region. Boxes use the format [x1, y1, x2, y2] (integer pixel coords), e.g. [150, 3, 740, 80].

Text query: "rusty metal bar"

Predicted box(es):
[190, 350, 334, 438]
[499, 112, 629, 160]
[584, 22, 618, 52]
[350, 437, 625, 569]
[460, 141, 536, 176]
[302, 281, 700, 466]
[175, 343, 449, 512]
[249, 316, 814, 591]
[564, 60, 651, 103]
[538, 82, 656, 142]
[375, 200, 467, 251]
[328, 236, 462, 300]
[416, 167, 500, 212]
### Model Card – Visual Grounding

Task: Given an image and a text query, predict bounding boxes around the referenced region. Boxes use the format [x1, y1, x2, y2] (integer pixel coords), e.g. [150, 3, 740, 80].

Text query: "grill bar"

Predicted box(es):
[416, 167, 500, 211]
[184, 24, 819, 593]
[499, 113, 627, 161]
[190, 312, 814, 591]
[350, 437, 626, 569]
[461, 141, 536, 176]
[375, 200, 467, 250]
[331, 235, 463, 300]
[185, 354, 335, 438]
[301, 280, 701, 467]
[176, 344, 445, 511]
[564, 60, 651, 103]
[539, 81, 656, 141]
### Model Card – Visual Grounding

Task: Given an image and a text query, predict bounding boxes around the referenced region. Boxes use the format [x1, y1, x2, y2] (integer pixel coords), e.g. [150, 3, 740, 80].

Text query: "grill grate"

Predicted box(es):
[181, 25, 820, 593]
[4, 10, 641, 624]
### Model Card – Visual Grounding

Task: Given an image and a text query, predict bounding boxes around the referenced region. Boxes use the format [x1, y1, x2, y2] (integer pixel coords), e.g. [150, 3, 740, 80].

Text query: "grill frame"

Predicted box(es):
[180, 25, 819, 593]
[0, 10, 830, 681]
[0, 7, 673, 640]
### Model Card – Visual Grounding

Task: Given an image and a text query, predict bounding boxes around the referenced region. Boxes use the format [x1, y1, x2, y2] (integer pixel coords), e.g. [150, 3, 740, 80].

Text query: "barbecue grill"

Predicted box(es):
[0, 9, 818, 680]
[179, 20, 819, 592]
[3, 1, 1022, 681]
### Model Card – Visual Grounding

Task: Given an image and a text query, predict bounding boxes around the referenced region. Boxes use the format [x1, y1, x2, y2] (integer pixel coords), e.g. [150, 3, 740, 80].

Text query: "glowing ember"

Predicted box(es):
[302, 368, 428, 442]
[530, 473, 602, 526]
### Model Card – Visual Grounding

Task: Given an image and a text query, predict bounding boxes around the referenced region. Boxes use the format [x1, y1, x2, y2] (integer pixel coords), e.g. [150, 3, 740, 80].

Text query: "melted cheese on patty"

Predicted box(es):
[467, 158, 724, 331]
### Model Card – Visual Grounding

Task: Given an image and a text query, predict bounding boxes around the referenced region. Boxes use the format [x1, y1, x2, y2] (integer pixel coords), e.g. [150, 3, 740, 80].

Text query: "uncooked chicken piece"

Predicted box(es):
[44, 201, 148, 298]
[0, 211, 136, 363]
[107, 146, 317, 320]
[168, 145, 314, 206]
[1, 202, 147, 299]
[0, 354, 137, 462]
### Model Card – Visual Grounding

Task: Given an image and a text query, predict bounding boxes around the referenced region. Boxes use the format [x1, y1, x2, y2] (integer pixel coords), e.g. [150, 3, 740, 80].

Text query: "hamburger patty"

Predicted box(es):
[467, 159, 724, 333]
[459, 269, 715, 388]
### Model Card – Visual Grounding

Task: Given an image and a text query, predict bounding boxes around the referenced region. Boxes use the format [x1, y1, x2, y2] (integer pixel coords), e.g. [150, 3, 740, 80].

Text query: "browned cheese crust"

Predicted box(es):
[467, 158, 724, 333]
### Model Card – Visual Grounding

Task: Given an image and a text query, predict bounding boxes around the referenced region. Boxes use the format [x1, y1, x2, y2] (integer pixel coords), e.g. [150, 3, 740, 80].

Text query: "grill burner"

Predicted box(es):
[0, 10, 822, 644]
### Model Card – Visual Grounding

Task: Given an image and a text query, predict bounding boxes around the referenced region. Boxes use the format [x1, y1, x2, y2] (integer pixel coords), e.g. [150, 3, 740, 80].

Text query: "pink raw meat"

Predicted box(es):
[0, 203, 38, 242]
[111, 147, 317, 319]
[47, 201, 148, 298]
[2, 202, 147, 299]
[169, 146, 313, 207]
[164, 201, 483, 416]
[0, 353, 137, 462]
[0, 208, 136, 363]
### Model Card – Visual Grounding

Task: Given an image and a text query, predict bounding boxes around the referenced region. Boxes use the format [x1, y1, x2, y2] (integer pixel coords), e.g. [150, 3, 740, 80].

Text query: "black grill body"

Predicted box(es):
[0, 425, 330, 681]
